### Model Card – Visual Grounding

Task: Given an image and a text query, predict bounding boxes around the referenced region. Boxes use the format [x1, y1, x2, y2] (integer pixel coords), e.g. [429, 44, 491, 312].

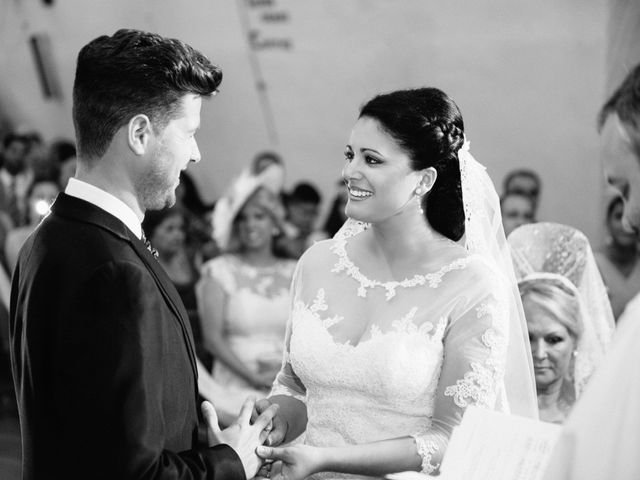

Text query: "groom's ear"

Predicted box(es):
[127, 114, 153, 156]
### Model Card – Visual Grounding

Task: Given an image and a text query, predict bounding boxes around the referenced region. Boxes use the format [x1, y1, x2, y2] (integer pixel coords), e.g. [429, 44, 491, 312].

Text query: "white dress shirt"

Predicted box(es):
[65, 178, 142, 239]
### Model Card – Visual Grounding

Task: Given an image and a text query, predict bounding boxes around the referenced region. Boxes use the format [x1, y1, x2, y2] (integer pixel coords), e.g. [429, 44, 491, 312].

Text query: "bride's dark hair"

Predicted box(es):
[359, 87, 465, 241]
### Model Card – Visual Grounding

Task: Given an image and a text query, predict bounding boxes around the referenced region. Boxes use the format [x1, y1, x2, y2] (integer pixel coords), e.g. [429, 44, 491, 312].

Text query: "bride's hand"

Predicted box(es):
[256, 444, 323, 480]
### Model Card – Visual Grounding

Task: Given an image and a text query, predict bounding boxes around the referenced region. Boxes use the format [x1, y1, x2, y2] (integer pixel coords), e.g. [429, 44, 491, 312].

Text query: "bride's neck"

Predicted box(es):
[369, 206, 448, 262]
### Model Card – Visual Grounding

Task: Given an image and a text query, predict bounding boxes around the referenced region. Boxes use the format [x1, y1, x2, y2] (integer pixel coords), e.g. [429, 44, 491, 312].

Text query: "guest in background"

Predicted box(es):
[142, 206, 212, 369]
[251, 151, 285, 183]
[199, 170, 295, 401]
[4, 177, 60, 272]
[0, 132, 34, 227]
[49, 139, 77, 189]
[503, 168, 542, 213]
[322, 179, 349, 238]
[28, 137, 57, 182]
[175, 170, 219, 261]
[595, 196, 640, 320]
[509, 223, 614, 423]
[277, 181, 325, 258]
[500, 191, 536, 237]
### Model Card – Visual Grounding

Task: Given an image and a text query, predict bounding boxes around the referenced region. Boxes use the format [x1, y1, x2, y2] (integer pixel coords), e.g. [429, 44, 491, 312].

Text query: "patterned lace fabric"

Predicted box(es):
[197, 254, 296, 390]
[271, 233, 511, 479]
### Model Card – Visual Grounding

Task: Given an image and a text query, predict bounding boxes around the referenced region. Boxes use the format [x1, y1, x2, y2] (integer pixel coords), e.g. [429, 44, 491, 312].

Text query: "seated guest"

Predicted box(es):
[5, 177, 60, 272]
[322, 179, 349, 238]
[509, 222, 614, 423]
[49, 139, 77, 189]
[175, 171, 219, 261]
[142, 206, 212, 368]
[503, 168, 542, 213]
[250, 151, 286, 193]
[0, 132, 34, 227]
[276, 181, 325, 258]
[595, 196, 640, 320]
[500, 191, 536, 237]
[199, 170, 296, 402]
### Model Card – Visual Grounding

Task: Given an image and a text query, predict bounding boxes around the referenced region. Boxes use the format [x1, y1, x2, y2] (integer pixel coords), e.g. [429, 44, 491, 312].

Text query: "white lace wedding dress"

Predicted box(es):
[271, 228, 513, 479]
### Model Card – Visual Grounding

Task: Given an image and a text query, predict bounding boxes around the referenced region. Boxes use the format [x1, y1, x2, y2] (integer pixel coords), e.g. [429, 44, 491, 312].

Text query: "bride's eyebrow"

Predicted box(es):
[361, 148, 382, 155]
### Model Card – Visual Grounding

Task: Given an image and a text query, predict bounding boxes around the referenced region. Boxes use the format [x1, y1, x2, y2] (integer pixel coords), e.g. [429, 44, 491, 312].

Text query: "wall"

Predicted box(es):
[0, 0, 608, 242]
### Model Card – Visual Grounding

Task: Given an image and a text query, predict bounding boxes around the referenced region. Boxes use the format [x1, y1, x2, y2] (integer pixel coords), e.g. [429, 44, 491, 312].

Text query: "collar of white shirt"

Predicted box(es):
[65, 178, 143, 240]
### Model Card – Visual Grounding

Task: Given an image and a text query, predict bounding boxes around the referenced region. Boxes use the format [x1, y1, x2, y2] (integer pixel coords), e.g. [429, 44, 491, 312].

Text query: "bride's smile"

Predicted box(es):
[343, 116, 425, 223]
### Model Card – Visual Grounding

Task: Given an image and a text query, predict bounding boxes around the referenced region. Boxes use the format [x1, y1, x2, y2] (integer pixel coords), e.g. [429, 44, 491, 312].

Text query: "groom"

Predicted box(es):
[9, 29, 276, 479]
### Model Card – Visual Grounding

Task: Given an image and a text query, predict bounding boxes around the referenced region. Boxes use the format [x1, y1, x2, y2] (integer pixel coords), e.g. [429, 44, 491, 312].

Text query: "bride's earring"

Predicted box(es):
[415, 183, 427, 215]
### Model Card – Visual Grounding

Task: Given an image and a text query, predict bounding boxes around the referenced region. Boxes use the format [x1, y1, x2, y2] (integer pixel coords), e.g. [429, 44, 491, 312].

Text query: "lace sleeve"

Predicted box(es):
[412, 274, 510, 474]
[270, 259, 307, 404]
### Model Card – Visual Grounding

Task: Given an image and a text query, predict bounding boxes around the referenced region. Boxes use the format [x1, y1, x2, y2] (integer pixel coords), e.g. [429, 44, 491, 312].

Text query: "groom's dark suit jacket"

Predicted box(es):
[9, 193, 245, 480]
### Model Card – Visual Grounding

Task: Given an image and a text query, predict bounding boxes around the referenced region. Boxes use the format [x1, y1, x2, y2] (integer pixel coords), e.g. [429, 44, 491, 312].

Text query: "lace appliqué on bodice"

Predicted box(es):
[281, 288, 446, 479]
[271, 237, 512, 479]
[330, 238, 472, 300]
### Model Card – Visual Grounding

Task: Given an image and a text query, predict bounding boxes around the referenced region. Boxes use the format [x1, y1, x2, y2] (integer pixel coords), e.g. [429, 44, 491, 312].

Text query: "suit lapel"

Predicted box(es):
[51, 193, 198, 378]
[128, 234, 198, 374]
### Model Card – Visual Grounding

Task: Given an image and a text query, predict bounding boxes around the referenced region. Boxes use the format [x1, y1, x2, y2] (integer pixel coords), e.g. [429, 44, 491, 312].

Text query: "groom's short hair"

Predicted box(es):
[72, 29, 222, 160]
[598, 64, 640, 155]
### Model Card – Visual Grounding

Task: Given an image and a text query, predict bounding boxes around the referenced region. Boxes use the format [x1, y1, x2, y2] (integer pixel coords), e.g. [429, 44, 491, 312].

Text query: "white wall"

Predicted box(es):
[0, 0, 608, 242]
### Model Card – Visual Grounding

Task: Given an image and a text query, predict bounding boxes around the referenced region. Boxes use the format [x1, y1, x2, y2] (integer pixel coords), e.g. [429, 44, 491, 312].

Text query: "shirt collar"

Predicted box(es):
[65, 178, 143, 239]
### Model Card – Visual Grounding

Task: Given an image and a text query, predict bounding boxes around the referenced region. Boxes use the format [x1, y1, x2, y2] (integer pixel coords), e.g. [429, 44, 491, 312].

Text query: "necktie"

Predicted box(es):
[7, 177, 21, 226]
[141, 232, 159, 259]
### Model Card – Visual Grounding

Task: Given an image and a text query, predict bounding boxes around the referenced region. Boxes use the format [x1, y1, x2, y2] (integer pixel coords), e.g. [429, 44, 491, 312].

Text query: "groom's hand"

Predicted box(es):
[252, 398, 288, 446]
[201, 398, 278, 479]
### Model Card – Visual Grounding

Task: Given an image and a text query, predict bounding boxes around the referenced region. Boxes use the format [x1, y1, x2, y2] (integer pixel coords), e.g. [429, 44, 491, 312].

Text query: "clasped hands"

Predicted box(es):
[202, 397, 321, 480]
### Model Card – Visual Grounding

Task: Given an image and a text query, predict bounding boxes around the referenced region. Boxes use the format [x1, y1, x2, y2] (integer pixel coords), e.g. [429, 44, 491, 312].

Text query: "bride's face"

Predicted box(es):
[343, 116, 422, 223]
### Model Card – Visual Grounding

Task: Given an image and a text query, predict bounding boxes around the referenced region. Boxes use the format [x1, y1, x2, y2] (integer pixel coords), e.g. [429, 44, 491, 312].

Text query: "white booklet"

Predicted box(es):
[387, 407, 563, 480]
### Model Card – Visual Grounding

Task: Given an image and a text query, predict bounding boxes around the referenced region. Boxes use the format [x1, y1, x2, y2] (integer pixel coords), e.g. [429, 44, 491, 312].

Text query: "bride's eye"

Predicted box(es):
[365, 154, 381, 165]
[344, 150, 354, 161]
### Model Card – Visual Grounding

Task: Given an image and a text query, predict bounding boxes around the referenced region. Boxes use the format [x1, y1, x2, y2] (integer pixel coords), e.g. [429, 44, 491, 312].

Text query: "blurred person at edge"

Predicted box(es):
[0, 132, 34, 227]
[500, 191, 536, 237]
[544, 63, 640, 480]
[5, 177, 60, 273]
[595, 195, 640, 320]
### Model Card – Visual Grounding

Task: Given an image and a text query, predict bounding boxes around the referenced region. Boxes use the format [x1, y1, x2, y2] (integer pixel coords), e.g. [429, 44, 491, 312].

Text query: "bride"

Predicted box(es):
[254, 87, 538, 479]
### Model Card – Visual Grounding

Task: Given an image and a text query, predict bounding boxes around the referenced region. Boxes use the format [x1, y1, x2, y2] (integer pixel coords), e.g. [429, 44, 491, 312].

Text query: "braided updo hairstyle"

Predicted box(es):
[359, 87, 465, 241]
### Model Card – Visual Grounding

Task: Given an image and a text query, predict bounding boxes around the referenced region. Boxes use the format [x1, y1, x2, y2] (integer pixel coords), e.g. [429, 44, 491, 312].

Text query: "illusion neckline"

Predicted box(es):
[329, 237, 472, 301]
